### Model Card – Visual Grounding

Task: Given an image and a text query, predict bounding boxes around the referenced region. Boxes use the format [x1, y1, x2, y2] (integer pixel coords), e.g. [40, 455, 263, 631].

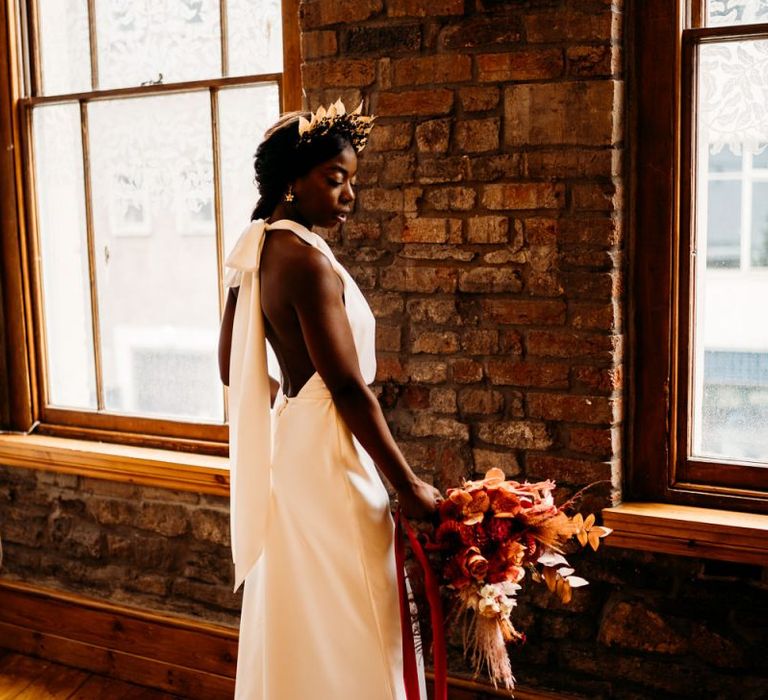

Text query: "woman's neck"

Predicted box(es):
[268, 203, 313, 230]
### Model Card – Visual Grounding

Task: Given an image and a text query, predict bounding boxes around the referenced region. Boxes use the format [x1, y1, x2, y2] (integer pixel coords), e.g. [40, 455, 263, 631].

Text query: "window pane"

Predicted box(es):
[219, 82, 281, 257]
[227, 0, 283, 76]
[706, 178, 742, 268]
[38, 0, 91, 95]
[94, 0, 222, 89]
[753, 144, 768, 168]
[752, 182, 768, 266]
[32, 104, 97, 409]
[88, 92, 223, 422]
[707, 0, 768, 26]
[692, 39, 768, 464]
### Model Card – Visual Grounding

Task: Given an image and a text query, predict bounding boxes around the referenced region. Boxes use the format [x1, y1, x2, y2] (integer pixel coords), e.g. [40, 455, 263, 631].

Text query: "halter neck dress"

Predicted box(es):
[223, 218, 427, 699]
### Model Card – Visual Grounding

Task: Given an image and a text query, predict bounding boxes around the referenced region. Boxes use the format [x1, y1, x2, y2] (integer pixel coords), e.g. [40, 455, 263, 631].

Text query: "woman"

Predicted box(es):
[218, 100, 443, 699]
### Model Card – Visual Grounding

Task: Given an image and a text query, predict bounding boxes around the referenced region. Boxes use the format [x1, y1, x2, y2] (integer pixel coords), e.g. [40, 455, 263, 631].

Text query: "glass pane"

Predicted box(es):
[754, 144, 768, 168]
[692, 39, 768, 464]
[32, 104, 97, 409]
[706, 179, 742, 268]
[752, 182, 768, 266]
[38, 0, 91, 95]
[219, 82, 281, 257]
[94, 0, 222, 89]
[227, 0, 283, 76]
[707, 0, 768, 26]
[88, 92, 223, 422]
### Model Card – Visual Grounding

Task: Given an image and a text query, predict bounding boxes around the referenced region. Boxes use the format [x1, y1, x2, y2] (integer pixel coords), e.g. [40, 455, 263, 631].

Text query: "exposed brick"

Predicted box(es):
[477, 420, 553, 450]
[458, 388, 504, 414]
[302, 30, 338, 59]
[451, 358, 483, 383]
[345, 24, 421, 54]
[571, 302, 617, 331]
[135, 503, 189, 537]
[526, 455, 614, 485]
[410, 414, 469, 440]
[476, 49, 563, 82]
[523, 149, 616, 178]
[466, 216, 509, 243]
[486, 360, 570, 389]
[376, 324, 402, 351]
[526, 330, 618, 360]
[460, 329, 499, 355]
[527, 393, 616, 424]
[390, 217, 462, 243]
[567, 45, 615, 77]
[572, 364, 623, 393]
[562, 271, 618, 300]
[568, 426, 616, 458]
[368, 122, 413, 151]
[381, 266, 456, 293]
[378, 88, 454, 116]
[430, 387, 458, 413]
[376, 356, 407, 382]
[415, 119, 451, 153]
[455, 118, 500, 153]
[458, 86, 500, 112]
[482, 183, 565, 210]
[482, 299, 566, 325]
[343, 220, 382, 242]
[572, 181, 622, 212]
[524, 10, 619, 43]
[411, 330, 460, 354]
[392, 54, 472, 86]
[417, 156, 467, 184]
[441, 16, 523, 49]
[302, 0, 383, 28]
[406, 359, 448, 383]
[301, 58, 376, 87]
[380, 152, 416, 185]
[472, 449, 521, 476]
[406, 298, 460, 324]
[368, 291, 404, 318]
[458, 267, 523, 293]
[190, 509, 229, 547]
[358, 187, 404, 212]
[468, 154, 523, 181]
[388, 0, 464, 17]
[505, 81, 620, 146]
[499, 329, 524, 354]
[425, 186, 476, 211]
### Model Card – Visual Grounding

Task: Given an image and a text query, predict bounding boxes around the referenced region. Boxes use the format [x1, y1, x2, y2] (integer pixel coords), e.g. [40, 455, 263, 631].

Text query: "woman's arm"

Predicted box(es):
[288, 250, 442, 519]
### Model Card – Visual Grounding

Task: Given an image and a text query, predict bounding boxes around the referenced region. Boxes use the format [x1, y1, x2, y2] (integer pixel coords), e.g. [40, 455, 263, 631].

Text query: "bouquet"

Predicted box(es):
[418, 467, 612, 693]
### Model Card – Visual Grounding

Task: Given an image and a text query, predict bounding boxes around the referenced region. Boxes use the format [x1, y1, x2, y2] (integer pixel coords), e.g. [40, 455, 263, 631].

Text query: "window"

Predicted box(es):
[0, 0, 300, 454]
[631, 0, 768, 513]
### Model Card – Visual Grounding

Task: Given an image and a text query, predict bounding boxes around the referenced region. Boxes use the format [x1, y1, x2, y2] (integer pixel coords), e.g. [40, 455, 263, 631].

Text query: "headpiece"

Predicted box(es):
[297, 98, 375, 153]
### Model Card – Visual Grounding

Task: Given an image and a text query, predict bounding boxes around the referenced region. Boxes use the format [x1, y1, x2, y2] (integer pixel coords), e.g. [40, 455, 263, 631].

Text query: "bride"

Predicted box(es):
[218, 100, 443, 699]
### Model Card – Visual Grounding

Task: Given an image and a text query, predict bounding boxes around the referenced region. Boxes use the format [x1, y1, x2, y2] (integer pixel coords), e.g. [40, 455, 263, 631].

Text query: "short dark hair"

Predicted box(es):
[250, 111, 355, 221]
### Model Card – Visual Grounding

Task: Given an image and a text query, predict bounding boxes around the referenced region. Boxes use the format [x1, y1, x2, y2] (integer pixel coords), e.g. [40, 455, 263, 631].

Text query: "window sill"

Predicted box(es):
[0, 433, 230, 496]
[602, 502, 768, 565]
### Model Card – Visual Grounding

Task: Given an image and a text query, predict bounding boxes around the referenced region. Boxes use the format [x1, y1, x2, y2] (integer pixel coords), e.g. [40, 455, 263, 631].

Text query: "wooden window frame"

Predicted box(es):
[629, 0, 768, 515]
[0, 0, 301, 458]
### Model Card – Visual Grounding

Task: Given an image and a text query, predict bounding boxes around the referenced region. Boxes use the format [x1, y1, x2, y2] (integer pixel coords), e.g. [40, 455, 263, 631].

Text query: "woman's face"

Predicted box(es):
[292, 144, 358, 228]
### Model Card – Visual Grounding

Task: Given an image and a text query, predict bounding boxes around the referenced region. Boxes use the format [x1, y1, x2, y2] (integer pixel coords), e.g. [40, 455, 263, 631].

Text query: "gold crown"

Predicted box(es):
[297, 98, 375, 153]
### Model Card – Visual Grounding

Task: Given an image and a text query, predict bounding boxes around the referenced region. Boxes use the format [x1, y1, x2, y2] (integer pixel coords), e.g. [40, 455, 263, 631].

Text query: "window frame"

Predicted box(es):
[0, 0, 301, 457]
[629, 0, 768, 515]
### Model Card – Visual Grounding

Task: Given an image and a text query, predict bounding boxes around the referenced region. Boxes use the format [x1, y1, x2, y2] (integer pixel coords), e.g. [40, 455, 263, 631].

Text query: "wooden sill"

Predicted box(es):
[0, 433, 230, 496]
[602, 502, 768, 565]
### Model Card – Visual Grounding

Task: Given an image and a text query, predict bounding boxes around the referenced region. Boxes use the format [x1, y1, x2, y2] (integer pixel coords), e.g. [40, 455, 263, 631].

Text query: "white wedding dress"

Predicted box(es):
[224, 218, 427, 699]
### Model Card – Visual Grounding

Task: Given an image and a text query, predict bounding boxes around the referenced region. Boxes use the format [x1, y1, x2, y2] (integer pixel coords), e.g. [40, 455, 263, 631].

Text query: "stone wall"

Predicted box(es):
[1, 0, 767, 697]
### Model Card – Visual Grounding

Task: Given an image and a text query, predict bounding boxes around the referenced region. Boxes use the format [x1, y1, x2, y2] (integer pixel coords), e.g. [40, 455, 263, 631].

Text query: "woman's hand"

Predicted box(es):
[396, 478, 444, 521]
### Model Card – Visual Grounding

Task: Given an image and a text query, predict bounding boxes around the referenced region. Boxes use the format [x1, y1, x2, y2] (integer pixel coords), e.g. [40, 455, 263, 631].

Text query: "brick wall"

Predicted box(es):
[1, 1, 766, 697]
[301, 0, 623, 509]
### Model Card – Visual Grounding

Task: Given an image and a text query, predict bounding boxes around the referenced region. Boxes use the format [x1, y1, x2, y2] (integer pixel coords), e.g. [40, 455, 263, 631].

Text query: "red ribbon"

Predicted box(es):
[394, 507, 448, 700]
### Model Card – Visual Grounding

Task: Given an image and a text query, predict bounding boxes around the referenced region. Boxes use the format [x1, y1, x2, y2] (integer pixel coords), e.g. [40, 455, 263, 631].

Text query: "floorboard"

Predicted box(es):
[0, 653, 185, 700]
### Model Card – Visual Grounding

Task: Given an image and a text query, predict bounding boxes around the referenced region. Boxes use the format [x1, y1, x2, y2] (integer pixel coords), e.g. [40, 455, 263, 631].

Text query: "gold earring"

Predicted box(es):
[284, 187, 295, 203]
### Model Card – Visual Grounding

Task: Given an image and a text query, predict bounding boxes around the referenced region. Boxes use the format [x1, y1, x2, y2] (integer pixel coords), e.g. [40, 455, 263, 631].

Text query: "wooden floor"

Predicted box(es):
[0, 650, 185, 700]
